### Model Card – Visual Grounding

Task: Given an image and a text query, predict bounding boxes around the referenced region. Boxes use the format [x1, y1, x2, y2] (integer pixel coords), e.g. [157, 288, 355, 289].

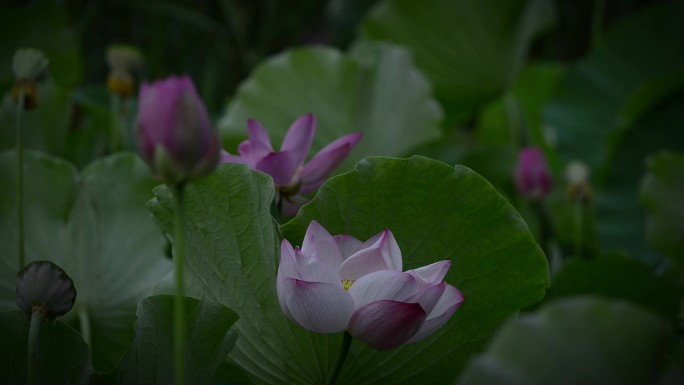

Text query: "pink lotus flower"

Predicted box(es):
[136, 75, 220, 185]
[277, 221, 464, 350]
[221, 114, 361, 216]
[514, 147, 553, 201]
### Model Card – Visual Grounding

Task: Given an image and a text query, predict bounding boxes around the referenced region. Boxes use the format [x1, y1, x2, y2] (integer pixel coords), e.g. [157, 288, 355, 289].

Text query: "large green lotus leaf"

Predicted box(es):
[457, 297, 673, 385]
[109, 295, 239, 385]
[360, 0, 554, 122]
[148, 163, 339, 385]
[0, 309, 93, 385]
[545, 255, 681, 320]
[280, 156, 549, 384]
[218, 45, 442, 171]
[0, 151, 171, 371]
[640, 152, 684, 266]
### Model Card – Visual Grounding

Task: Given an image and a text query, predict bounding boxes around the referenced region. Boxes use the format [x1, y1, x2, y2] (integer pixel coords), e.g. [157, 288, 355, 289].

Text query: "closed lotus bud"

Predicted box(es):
[514, 147, 553, 201]
[16, 261, 77, 319]
[11, 48, 49, 110]
[136, 75, 220, 185]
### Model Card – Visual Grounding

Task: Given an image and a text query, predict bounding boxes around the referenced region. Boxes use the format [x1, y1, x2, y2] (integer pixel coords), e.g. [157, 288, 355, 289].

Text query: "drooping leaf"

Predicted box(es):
[640, 152, 684, 266]
[0, 151, 172, 371]
[218, 44, 442, 171]
[360, 0, 554, 122]
[110, 295, 239, 385]
[281, 156, 549, 384]
[457, 297, 673, 385]
[0, 309, 93, 385]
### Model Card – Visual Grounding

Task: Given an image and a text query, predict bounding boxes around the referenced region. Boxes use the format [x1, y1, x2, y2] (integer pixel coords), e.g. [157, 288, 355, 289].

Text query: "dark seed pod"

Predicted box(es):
[16, 261, 77, 319]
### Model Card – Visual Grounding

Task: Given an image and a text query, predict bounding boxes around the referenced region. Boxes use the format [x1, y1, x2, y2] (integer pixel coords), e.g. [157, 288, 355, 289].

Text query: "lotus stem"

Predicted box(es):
[325, 332, 352, 385]
[173, 183, 186, 385]
[16, 89, 25, 269]
[28, 309, 44, 385]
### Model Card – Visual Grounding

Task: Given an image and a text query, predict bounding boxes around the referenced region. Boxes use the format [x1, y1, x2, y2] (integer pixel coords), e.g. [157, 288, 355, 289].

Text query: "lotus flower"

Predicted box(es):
[221, 114, 361, 216]
[136, 75, 220, 185]
[277, 221, 464, 350]
[514, 147, 552, 201]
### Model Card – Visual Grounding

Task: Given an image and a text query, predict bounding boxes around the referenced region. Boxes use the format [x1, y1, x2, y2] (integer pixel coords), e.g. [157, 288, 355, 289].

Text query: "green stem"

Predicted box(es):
[28, 311, 43, 385]
[534, 201, 555, 268]
[173, 184, 186, 385]
[109, 93, 121, 153]
[78, 306, 92, 346]
[573, 194, 585, 258]
[16, 89, 25, 269]
[325, 332, 352, 385]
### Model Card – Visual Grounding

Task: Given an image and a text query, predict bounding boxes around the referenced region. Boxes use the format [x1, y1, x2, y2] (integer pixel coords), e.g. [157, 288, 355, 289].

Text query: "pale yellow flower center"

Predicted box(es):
[342, 279, 355, 291]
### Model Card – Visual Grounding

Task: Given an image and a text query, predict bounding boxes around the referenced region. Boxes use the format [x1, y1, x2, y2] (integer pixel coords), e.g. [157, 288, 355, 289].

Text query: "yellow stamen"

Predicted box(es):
[342, 279, 355, 291]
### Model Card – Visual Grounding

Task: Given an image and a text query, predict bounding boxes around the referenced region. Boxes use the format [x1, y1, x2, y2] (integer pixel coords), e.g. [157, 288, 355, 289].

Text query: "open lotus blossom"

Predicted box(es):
[221, 114, 361, 216]
[277, 221, 464, 350]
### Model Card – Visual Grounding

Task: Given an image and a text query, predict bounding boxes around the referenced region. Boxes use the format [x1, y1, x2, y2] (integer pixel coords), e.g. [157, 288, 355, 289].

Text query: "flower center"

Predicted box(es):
[342, 279, 355, 291]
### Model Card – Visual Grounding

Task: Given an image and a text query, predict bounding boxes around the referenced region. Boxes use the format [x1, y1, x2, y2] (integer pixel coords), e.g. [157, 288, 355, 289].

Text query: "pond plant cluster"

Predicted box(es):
[0, 1, 683, 384]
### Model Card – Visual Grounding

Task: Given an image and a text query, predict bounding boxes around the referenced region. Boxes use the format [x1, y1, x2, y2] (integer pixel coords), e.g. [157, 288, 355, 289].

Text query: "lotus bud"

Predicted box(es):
[136, 75, 219, 185]
[514, 147, 553, 201]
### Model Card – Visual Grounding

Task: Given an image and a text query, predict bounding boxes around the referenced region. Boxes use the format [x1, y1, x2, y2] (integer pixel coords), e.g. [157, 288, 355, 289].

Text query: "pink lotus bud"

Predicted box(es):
[136, 75, 219, 185]
[514, 147, 553, 201]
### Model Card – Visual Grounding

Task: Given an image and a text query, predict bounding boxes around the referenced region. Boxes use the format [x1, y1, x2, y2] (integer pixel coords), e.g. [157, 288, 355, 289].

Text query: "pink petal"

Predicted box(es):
[219, 150, 248, 164]
[301, 221, 344, 272]
[338, 230, 402, 280]
[407, 261, 451, 291]
[348, 270, 418, 309]
[404, 284, 464, 344]
[278, 240, 341, 287]
[255, 150, 299, 186]
[348, 300, 426, 350]
[247, 119, 273, 155]
[299, 132, 362, 194]
[281, 114, 316, 168]
[333, 235, 363, 259]
[404, 282, 447, 317]
[279, 278, 354, 334]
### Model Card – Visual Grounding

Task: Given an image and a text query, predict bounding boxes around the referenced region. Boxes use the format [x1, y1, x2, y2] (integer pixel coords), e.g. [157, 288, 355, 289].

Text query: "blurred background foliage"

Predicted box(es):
[1, 0, 683, 383]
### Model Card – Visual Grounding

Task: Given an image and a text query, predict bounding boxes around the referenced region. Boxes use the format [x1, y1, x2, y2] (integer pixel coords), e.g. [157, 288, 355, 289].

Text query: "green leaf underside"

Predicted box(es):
[111, 295, 239, 385]
[281, 156, 549, 384]
[218, 45, 442, 172]
[457, 297, 672, 385]
[0, 151, 171, 371]
[0, 309, 93, 385]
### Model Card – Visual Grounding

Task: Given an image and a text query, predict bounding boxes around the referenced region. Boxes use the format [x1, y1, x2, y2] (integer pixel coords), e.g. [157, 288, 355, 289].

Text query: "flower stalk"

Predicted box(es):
[28, 308, 44, 385]
[15, 89, 25, 269]
[325, 332, 352, 385]
[172, 183, 186, 385]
